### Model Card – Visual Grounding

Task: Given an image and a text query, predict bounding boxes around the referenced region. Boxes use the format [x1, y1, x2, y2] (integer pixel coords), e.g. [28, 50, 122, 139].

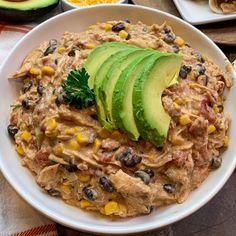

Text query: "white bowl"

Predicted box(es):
[0, 4, 235, 234]
[61, 0, 127, 11]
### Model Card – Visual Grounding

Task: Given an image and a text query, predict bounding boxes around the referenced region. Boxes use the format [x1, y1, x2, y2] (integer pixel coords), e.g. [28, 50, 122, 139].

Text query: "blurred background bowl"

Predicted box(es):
[61, 0, 128, 11]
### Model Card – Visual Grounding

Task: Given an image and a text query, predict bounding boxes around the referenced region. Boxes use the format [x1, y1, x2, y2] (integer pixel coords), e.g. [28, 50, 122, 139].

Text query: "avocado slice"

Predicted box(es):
[112, 52, 155, 140]
[93, 48, 138, 130]
[133, 53, 182, 147]
[84, 42, 136, 89]
[99, 49, 154, 129]
[0, 0, 59, 22]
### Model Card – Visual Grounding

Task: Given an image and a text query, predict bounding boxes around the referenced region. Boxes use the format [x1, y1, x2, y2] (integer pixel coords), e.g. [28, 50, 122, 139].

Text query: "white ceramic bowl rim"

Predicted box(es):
[0, 4, 235, 235]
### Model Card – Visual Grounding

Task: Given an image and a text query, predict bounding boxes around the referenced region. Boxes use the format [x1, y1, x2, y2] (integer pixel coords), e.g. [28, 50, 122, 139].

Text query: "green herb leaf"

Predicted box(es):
[62, 68, 95, 109]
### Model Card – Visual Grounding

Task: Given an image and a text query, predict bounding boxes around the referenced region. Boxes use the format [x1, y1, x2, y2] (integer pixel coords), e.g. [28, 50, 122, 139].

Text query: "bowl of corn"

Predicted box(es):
[61, 0, 127, 11]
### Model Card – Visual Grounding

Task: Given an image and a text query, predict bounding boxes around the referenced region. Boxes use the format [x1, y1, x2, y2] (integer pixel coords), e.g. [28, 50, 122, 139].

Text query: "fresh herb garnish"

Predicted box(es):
[62, 68, 95, 109]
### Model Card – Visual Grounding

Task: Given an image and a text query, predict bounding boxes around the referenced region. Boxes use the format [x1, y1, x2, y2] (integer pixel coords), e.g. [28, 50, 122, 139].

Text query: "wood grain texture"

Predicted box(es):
[133, 0, 236, 46]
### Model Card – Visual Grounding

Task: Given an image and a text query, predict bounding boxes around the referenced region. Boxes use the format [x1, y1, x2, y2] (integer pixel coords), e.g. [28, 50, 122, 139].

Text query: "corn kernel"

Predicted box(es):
[104, 201, 119, 215]
[202, 54, 208, 61]
[118, 30, 128, 39]
[76, 133, 89, 144]
[68, 140, 80, 150]
[80, 199, 92, 209]
[104, 23, 112, 31]
[86, 43, 96, 49]
[179, 114, 191, 126]
[21, 131, 31, 142]
[64, 127, 82, 135]
[118, 203, 127, 214]
[74, 127, 82, 132]
[93, 138, 101, 153]
[76, 172, 91, 182]
[174, 37, 185, 47]
[175, 97, 184, 105]
[208, 124, 216, 134]
[42, 66, 55, 76]
[20, 122, 27, 130]
[171, 135, 184, 145]
[53, 143, 64, 155]
[15, 145, 24, 156]
[190, 73, 196, 81]
[29, 67, 40, 76]
[213, 105, 220, 113]
[60, 184, 71, 194]
[100, 207, 105, 215]
[45, 118, 57, 131]
[64, 128, 75, 135]
[57, 47, 65, 54]
[88, 25, 95, 30]
[224, 135, 229, 147]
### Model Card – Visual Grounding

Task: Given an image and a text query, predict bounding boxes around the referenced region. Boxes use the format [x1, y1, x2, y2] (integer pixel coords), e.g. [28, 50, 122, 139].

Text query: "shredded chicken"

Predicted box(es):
[9, 20, 232, 218]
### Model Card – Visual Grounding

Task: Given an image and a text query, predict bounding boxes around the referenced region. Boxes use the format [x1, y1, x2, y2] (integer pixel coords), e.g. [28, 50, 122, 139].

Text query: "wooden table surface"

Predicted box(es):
[57, 1, 236, 235]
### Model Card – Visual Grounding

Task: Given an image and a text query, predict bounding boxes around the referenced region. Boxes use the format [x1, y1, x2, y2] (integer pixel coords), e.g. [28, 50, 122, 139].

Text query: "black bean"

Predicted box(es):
[196, 64, 206, 75]
[68, 50, 76, 57]
[22, 81, 33, 93]
[163, 33, 176, 43]
[82, 186, 97, 201]
[64, 163, 78, 172]
[143, 168, 154, 178]
[99, 176, 114, 193]
[163, 25, 171, 34]
[22, 97, 29, 109]
[37, 84, 44, 96]
[7, 125, 18, 139]
[142, 26, 148, 32]
[118, 148, 142, 167]
[54, 59, 58, 65]
[195, 52, 205, 63]
[211, 157, 222, 169]
[179, 65, 192, 79]
[112, 22, 125, 32]
[134, 171, 150, 184]
[48, 188, 61, 197]
[156, 144, 164, 151]
[172, 45, 180, 53]
[123, 19, 130, 23]
[179, 68, 187, 79]
[163, 183, 175, 194]
[44, 39, 58, 56]
[56, 93, 64, 106]
[126, 33, 131, 40]
[146, 205, 154, 214]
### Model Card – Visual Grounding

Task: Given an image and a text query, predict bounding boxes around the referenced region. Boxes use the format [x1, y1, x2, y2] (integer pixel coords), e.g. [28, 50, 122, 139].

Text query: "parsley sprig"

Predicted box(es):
[62, 68, 95, 109]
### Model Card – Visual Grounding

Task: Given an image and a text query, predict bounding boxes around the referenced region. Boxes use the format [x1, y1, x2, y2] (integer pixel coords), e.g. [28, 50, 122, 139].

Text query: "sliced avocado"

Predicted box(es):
[112, 52, 155, 140]
[0, 0, 59, 22]
[84, 42, 136, 89]
[93, 48, 138, 130]
[133, 53, 182, 147]
[100, 49, 154, 129]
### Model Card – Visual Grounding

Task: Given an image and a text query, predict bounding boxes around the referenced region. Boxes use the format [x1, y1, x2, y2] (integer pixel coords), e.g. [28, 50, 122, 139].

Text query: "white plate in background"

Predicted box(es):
[0, 4, 235, 234]
[173, 0, 236, 25]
